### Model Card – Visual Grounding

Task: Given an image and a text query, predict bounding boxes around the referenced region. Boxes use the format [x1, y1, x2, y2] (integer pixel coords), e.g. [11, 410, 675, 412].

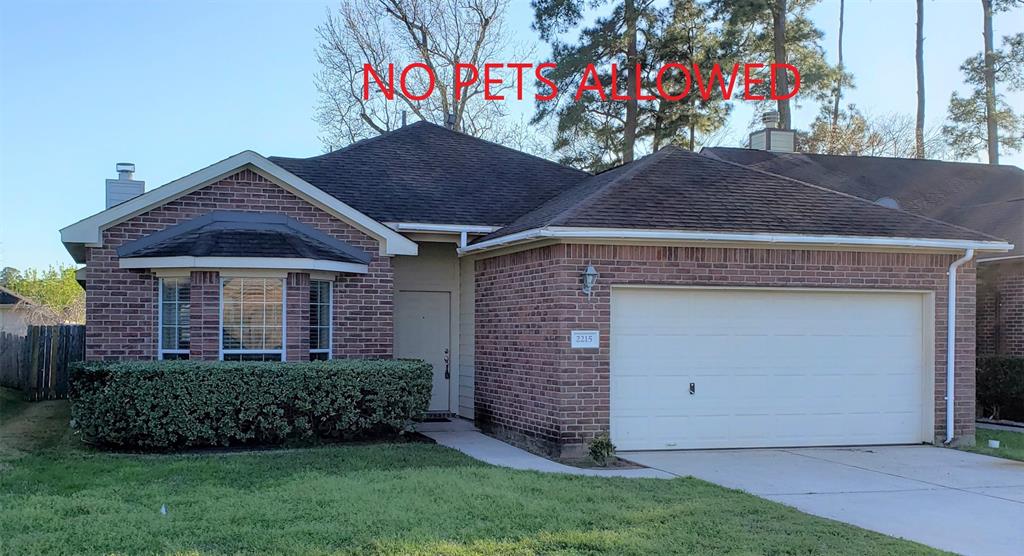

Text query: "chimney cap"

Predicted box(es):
[116, 162, 136, 173]
[762, 110, 780, 129]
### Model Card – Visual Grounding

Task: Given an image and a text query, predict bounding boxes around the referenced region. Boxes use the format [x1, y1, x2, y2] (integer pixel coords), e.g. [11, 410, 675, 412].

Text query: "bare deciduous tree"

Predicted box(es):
[315, 0, 530, 150]
[805, 105, 947, 159]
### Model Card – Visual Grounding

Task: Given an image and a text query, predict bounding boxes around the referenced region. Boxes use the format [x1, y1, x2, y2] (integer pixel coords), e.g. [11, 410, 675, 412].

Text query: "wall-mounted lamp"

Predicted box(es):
[581, 264, 599, 298]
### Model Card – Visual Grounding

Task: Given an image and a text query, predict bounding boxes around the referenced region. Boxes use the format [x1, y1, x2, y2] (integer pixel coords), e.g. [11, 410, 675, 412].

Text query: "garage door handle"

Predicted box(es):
[689, 382, 695, 395]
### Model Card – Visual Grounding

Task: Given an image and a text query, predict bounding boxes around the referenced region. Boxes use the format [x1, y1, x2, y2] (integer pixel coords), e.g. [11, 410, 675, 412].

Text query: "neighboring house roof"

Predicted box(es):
[269, 121, 589, 227]
[702, 147, 1024, 261]
[0, 286, 30, 306]
[476, 147, 1004, 245]
[117, 211, 371, 265]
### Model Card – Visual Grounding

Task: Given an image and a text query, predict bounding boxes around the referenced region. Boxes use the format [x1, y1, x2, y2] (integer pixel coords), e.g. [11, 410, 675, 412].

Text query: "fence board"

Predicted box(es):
[0, 325, 84, 400]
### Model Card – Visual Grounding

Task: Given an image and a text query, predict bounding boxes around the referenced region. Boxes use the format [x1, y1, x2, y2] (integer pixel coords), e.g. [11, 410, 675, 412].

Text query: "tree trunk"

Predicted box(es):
[773, 0, 791, 130]
[830, 0, 844, 136]
[982, 0, 999, 164]
[915, 0, 925, 158]
[622, 0, 639, 162]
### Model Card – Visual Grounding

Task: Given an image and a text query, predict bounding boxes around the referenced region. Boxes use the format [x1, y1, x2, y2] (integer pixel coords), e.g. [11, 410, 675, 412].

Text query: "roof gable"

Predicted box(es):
[60, 151, 417, 261]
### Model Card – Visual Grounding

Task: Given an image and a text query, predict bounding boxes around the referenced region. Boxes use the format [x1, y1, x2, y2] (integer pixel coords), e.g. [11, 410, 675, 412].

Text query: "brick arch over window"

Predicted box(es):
[84, 169, 394, 360]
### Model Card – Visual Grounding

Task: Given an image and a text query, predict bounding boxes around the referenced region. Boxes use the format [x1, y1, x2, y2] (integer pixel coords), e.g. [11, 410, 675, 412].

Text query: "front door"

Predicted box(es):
[394, 291, 451, 412]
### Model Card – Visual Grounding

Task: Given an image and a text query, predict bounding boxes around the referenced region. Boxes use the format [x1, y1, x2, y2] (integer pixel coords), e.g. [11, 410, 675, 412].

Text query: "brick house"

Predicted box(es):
[62, 122, 1013, 457]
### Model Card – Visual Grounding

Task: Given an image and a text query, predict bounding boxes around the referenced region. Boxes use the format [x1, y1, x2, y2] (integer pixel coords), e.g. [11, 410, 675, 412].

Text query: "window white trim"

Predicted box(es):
[60, 151, 418, 258]
[219, 277, 286, 362]
[158, 277, 190, 359]
[309, 279, 333, 359]
[120, 257, 368, 274]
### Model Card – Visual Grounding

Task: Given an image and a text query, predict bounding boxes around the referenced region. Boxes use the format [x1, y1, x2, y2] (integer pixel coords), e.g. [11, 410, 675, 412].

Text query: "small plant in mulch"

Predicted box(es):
[588, 433, 616, 467]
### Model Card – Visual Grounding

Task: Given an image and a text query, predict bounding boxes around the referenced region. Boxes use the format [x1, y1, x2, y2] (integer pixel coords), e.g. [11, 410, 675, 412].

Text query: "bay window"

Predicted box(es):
[221, 277, 284, 361]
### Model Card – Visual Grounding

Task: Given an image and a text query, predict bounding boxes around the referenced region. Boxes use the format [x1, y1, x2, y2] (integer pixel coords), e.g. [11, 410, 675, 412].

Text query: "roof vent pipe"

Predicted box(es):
[944, 248, 974, 445]
[762, 110, 780, 129]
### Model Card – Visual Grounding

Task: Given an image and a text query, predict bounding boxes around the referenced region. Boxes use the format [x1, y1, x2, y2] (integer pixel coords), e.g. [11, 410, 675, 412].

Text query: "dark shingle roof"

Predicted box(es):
[0, 286, 29, 306]
[480, 147, 1001, 243]
[269, 121, 589, 226]
[118, 211, 370, 264]
[702, 147, 1024, 259]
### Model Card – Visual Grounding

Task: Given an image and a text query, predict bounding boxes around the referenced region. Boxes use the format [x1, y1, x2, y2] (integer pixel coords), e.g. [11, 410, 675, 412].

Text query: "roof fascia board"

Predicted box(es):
[119, 256, 369, 274]
[458, 227, 1014, 255]
[388, 222, 502, 234]
[61, 151, 417, 256]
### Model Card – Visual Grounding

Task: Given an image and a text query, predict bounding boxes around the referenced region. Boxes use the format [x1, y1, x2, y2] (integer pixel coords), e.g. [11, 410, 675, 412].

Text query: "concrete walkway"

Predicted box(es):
[626, 445, 1024, 556]
[417, 420, 672, 478]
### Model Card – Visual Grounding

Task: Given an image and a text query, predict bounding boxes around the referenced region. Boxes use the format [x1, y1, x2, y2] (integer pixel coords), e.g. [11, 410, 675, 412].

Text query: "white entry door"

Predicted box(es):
[610, 287, 929, 451]
[394, 291, 451, 412]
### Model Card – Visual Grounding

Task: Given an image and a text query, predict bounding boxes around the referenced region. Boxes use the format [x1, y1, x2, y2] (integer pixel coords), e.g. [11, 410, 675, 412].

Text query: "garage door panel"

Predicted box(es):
[611, 288, 928, 450]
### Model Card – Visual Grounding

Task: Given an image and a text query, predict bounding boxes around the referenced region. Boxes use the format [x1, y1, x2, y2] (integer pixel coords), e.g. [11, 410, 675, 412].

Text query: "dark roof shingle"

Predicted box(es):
[269, 121, 589, 226]
[118, 211, 371, 264]
[702, 147, 1024, 258]
[480, 147, 1002, 243]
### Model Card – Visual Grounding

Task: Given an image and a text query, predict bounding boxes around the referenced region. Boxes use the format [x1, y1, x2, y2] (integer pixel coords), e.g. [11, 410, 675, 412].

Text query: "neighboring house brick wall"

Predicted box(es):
[977, 261, 1024, 357]
[475, 243, 977, 457]
[85, 168, 393, 360]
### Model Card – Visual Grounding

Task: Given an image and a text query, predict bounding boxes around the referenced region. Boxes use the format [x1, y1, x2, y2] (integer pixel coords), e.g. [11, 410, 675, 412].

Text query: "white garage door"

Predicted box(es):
[610, 288, 930, 451]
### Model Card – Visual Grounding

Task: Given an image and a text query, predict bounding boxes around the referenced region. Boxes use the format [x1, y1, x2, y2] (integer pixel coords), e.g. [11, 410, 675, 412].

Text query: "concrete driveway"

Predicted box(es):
[625, 446, 1024, 556]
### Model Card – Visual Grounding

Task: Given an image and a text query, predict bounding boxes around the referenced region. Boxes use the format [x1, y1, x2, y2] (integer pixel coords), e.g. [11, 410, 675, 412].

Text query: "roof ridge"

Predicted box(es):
[271, 121, 589, 178]
[271, 122, 429, 162]
[705, 146, 1024, 172]
[550, 147, 679, 226]
[710, 156, 1009, 242]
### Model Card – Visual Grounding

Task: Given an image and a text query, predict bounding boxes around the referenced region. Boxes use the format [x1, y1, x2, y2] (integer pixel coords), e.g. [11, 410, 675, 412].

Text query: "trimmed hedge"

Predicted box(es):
[977, 356, 1024, 423]
[69, 359, 432, 449]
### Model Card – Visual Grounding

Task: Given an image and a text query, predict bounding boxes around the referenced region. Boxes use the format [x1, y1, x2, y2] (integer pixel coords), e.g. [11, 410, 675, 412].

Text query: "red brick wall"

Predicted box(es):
[85, 168, 394, 360]
[475, 243, 977, 456]
[189, 271, 220, 360]
[977, 261, 1024, 356]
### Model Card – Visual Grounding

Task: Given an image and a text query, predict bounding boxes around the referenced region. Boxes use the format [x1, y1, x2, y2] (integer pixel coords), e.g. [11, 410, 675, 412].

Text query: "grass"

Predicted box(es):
[963, 427, 1024, 462]
[0, 389, 943, 555]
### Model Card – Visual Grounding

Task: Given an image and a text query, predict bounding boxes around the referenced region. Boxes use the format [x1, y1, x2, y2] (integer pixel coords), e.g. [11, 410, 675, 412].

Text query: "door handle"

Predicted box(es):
[444, 348, 450, 380]
[689, 382, 695, 395]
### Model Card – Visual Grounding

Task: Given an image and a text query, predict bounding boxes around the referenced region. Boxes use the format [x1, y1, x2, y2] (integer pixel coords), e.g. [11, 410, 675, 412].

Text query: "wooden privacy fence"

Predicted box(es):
[0, 325, 85, 400]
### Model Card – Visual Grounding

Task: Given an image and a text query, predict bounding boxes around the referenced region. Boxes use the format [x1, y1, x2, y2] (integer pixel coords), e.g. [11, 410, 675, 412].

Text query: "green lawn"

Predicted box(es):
[0, 389, 942, 555]
[964, 427, 1024, 462]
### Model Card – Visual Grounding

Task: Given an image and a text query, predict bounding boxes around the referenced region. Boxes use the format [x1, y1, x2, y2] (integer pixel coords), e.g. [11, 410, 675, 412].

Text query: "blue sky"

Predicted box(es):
[1, 0, 1022, 270]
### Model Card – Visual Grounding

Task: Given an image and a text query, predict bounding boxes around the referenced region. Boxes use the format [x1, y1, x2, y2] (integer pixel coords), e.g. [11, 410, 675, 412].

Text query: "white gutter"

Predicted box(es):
[944, 248, 974, 445]
[977, 254, 1024, 264]
[458, 227, 1015, 255]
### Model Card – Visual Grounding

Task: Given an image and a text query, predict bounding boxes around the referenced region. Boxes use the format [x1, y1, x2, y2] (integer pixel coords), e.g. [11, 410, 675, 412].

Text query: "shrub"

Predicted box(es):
[977, 356, 1024, 422]
[70, 359, 432, 450]
[588, 433, 616, 466]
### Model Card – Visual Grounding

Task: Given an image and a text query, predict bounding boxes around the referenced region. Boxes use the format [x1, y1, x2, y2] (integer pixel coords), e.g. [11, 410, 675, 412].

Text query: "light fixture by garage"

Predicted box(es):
[581, 264, 599, 298]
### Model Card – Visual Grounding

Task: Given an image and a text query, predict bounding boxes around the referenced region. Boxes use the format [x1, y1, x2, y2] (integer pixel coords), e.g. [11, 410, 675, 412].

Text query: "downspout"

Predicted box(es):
[944, 248, 974, 445]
